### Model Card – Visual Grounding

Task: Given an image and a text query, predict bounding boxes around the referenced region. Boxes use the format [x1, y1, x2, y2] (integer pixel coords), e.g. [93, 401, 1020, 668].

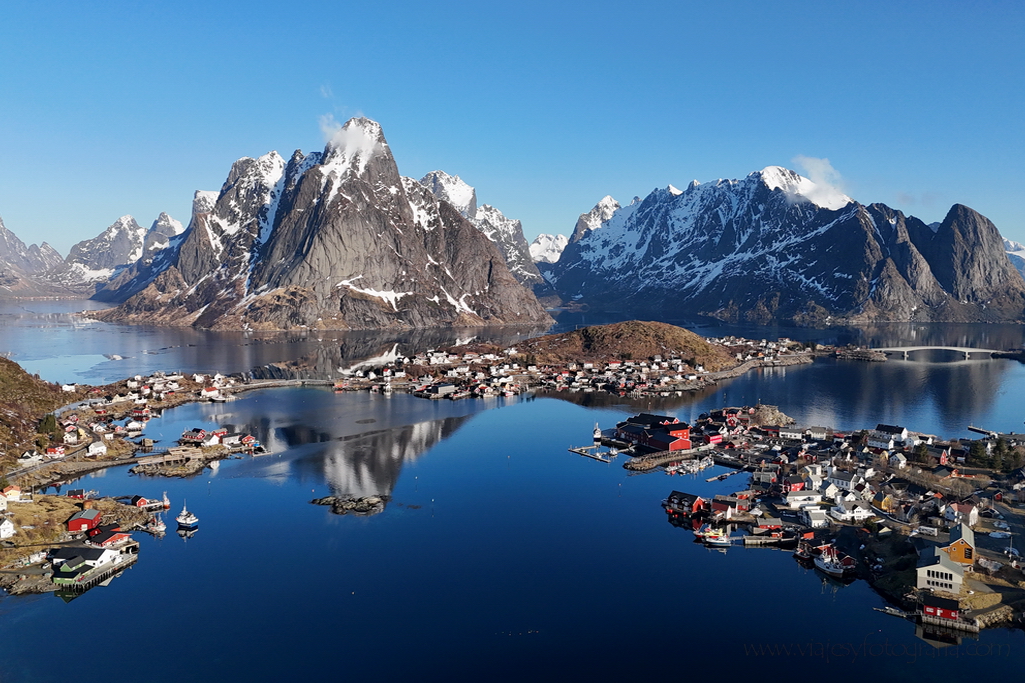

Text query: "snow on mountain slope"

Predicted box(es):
[549, 168, 1025, 324]
[529, 234, 568, 263]
[570, 195, 621, 243]
[93, 117, 551, 331]
[1004, 238, 1025, 278]
[418, 171, 542, 286]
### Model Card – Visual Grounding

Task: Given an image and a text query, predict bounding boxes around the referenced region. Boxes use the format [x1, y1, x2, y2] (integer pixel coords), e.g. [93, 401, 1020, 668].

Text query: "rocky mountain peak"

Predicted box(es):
[756, 165, 852, 211]
[419, 170, 477, 219]
[570, 195, 621, 243]
[417, 171, 541, 286]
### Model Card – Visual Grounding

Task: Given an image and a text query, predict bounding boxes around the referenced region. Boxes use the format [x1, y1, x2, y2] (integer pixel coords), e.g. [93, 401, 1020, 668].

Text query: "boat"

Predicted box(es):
[813, 544, 856, 578]
[990, 531, 1011, 539]
[176, 500, 199, 528]
[701, 528, 733, 546]
[145, 515, 166, 534]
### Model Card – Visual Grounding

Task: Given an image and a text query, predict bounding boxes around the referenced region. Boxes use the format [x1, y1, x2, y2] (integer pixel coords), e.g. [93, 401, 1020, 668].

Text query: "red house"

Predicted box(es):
[67, 509, 102, 533]
[130, 495, 149, 508]
[921, 595, 960, 621]
[46, 446, 66, 457]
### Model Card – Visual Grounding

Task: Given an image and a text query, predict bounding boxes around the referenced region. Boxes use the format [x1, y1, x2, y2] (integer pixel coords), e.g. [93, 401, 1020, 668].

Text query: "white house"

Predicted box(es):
[780, 426, 805, 441]
[87, 441, 108, 457]
[801, 508, 829, 528]
[830, 500, 875, 523]
[786, 491, 822, 508]
[0, 518, 16, 539]
[827, 470, 864, 491]
[916, 546, 964, 594]
[0, 495, 7, 512]
[61, 383, 78, 392]
[889, 453, 908, 469]
[944, 502, 979, 528]
[63, 431, 79, 445]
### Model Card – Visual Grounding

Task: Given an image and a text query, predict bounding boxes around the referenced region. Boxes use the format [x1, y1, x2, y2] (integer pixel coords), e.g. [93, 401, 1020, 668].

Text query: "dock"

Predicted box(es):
[623, 444, 716, 472]
[568, 445, 621, 463]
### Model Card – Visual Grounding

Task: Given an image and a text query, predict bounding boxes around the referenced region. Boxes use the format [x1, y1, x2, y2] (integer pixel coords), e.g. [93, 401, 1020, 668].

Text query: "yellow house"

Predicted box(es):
[942, 523, 975, 566]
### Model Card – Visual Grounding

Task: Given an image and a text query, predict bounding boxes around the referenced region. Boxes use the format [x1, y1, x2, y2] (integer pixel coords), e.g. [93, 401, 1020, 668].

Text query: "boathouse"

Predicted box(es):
[67, 509, 102, 533]
[921, 595, 961, 622]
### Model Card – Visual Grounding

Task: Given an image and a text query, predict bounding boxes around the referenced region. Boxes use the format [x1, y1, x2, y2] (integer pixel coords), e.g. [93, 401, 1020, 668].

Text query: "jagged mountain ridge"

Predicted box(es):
[0, 214, 65, 296]
[548, 167, 1025, 324]
[418, 170, 543, 286]
[46, 213, 184, 295]
[91, 118, 552, 331]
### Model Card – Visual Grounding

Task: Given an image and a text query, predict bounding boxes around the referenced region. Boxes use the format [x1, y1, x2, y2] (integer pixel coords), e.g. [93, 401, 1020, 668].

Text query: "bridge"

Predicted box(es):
[871, 346, 1006, 360]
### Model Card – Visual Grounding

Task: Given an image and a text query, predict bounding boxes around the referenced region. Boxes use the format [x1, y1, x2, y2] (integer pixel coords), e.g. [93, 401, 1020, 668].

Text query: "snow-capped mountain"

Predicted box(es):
[1004, 238, 1025, 278]
[0, 214, 64, 295]
[93, 118, 551, 331]
[548, 167, 1025, 324]
[529, 234, 568, 264]
[570, 195, 620, 243]
[418, 171, 543, 285]
[49, 213, 184, 290]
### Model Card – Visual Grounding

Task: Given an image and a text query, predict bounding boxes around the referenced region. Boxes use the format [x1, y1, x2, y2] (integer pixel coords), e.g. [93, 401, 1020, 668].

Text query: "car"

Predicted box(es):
[1004, 547, 1020, 557]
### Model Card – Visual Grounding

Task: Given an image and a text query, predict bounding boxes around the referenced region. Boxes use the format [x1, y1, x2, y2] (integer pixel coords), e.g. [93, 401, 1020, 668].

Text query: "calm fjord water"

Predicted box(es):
[1, 303, 1023, 681]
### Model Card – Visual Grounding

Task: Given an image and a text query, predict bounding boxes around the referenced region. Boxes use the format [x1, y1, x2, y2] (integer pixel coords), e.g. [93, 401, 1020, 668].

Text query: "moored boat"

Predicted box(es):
[176, 500, 199, 528]
[813, 543, 856, 578]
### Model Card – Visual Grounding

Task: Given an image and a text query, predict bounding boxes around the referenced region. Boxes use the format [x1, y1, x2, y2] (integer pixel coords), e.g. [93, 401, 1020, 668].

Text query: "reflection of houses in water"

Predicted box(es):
[298, 416, 471, 503]
[249, 326, 547, 381]
[914, 623, 976, 648]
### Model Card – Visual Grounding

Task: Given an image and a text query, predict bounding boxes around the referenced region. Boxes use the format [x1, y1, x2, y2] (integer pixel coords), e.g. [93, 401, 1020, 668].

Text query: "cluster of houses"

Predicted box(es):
[0, 485, 30, 539]
[179, 427, 259, 450]
[338, 335, 811, 401]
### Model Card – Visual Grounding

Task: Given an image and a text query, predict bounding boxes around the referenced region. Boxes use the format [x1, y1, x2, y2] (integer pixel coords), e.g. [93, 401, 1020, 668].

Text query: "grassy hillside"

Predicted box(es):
[517, 320, 736, 371]
[0, 357, 74, 461]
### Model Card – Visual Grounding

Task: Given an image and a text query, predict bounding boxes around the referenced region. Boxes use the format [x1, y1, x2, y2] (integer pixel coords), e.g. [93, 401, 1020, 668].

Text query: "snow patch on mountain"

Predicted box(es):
[1004, 238, 1025, 278]
[419, 170, 476, 218]
[529, 234, 568, 263]
[418, 171, 542, 285]
[571, 195, 621, 242]
[758, 166, 851, 211]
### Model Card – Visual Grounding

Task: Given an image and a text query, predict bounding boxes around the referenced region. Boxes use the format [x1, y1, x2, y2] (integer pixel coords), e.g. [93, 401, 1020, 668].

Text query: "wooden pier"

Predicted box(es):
[623, 444, 715, 472]
[134, 447, 204, 466]
[53, 551, 138, 593]
[568, 445, 620, 463]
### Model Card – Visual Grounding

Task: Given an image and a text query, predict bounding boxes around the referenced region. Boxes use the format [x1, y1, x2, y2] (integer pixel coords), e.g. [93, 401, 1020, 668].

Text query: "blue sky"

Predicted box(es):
[1, 1, 1023, 253]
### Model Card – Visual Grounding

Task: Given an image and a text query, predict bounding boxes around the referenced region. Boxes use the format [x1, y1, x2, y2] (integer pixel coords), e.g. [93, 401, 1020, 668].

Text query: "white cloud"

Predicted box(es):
[792, 155, 849, 209]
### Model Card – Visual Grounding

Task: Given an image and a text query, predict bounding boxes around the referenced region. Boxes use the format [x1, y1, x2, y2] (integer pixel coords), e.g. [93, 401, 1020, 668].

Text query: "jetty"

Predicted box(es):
[623, 444, 716, 472]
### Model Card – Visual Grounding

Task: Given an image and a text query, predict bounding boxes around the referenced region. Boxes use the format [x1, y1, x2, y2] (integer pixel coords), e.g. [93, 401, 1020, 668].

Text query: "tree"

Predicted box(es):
[967, 440, 990, 468]
[38, 413, 57, 435]
[912, 443, 929, 464]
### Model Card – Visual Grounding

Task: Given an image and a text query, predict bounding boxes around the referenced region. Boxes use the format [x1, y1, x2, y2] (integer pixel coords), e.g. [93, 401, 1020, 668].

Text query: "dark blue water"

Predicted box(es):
[1, 388, 1023, 682]
[2, 305, 1025, 681]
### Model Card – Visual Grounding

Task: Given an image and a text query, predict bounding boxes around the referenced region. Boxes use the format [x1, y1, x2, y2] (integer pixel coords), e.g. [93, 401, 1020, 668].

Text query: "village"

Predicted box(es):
[333, 333, 816, 400]
[0, 369, 271, 599]
[589, 407, 1025, 642]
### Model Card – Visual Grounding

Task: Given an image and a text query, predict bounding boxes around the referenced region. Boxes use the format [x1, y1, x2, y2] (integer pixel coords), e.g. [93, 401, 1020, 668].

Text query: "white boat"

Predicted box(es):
[699, 527, 732, 546]
[813, 544, 855, 578]
[146, 515, 166, 533]
[990, 531, 1011, 539]
[176, 500, 199, 528]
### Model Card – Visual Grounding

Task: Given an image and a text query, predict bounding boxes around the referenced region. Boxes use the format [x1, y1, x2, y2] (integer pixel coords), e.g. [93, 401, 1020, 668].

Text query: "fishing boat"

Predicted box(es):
[702, 528, 733, 547]
[813, 544, 856, 578]
[176, 500, 199, 528]
[145, 515, 166, 534]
